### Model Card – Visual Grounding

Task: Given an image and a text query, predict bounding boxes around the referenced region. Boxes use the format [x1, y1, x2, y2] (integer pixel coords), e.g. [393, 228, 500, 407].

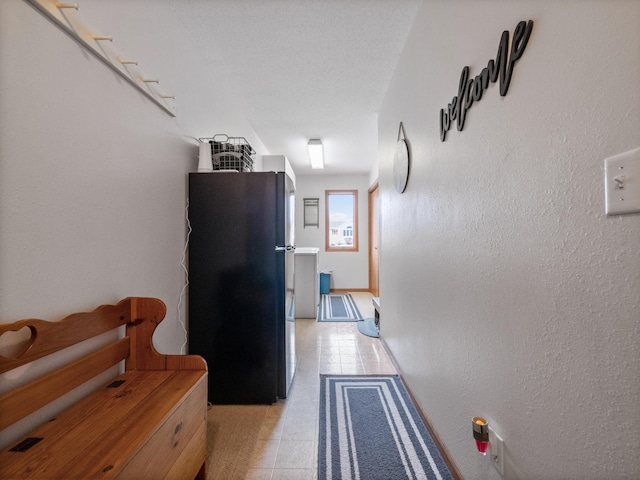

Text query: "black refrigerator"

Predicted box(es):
[188, 172, 296, 404]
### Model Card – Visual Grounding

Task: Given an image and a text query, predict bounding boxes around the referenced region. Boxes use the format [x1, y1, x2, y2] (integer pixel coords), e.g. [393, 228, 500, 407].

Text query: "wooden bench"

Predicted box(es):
[0, 297, 208, 479]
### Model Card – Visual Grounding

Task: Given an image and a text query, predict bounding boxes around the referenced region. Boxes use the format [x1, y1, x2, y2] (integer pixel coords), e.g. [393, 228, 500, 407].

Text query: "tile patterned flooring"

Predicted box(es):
[217, 292, 397, 480]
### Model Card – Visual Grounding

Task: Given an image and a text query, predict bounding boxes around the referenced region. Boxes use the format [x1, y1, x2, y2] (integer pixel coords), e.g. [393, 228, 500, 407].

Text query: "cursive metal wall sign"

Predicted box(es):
[439, 20, 534, 142]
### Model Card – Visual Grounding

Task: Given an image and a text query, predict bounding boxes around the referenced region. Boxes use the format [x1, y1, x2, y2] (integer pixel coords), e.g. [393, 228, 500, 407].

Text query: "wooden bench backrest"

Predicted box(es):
[0, 297, 203, 432]
[0, 298, 133, 375]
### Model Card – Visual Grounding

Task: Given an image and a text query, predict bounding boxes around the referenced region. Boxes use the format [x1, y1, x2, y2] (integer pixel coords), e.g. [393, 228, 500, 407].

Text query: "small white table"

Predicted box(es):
[294, 248, 319, 318]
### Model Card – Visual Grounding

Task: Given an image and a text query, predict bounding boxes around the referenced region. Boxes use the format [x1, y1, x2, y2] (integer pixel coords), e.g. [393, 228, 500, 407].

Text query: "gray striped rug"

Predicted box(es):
[318, 375, 453, 480]
[317, 294, 363, 322]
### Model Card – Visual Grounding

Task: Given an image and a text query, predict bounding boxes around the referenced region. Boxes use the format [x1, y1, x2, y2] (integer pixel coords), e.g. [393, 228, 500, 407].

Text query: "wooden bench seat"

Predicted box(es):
[0, 297, 208, 480]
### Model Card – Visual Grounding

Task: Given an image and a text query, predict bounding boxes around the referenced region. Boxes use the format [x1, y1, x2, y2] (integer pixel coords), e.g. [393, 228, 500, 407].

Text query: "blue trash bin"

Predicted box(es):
[319, 271, 331, 295]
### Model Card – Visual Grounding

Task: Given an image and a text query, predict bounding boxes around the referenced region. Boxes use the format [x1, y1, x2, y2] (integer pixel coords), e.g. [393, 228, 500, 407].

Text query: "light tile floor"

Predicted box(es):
[244, 292, 397, 480]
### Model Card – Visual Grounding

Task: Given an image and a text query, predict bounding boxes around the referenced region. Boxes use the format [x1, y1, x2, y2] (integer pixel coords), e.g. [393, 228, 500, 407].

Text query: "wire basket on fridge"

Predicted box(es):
[203, 134, 255, 172]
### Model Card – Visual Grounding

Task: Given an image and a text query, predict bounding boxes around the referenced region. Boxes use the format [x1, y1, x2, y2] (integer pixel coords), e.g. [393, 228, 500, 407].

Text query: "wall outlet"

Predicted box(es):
[489, 426, 504, 476]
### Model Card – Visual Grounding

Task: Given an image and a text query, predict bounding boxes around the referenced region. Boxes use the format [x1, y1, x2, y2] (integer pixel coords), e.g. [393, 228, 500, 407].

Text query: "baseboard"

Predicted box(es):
[329, 288, 371, 293]
[379, 338, 464, 480]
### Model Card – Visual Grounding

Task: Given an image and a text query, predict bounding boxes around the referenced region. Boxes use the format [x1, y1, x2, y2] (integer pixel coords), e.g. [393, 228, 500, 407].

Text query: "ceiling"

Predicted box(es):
[171, 0, 422, 175]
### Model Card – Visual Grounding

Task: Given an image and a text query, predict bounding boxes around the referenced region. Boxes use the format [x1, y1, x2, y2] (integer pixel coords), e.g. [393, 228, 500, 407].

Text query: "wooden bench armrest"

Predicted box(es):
[165, 354, 208, 371]
[125, 297, 207, 372]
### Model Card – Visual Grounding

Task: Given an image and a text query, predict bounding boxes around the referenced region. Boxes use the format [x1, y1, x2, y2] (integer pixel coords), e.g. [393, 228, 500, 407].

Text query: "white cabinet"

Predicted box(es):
[294, 248, 319, 318]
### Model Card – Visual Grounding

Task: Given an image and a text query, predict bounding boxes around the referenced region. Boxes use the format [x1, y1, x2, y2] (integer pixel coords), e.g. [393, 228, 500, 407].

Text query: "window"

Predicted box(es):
[325, 190, 358, 251]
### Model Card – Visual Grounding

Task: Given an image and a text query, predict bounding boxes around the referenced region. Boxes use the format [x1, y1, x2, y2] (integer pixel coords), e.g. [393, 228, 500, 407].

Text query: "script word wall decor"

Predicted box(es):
[439, 20, 534, 141]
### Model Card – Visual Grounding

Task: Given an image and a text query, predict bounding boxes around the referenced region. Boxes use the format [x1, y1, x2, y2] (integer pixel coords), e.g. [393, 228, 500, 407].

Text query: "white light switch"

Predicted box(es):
[605, 147, 640, 215]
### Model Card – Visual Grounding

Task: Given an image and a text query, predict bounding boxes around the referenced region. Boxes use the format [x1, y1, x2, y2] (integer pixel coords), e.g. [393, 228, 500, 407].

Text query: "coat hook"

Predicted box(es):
[55, 2, 79, 9]
[118, 59, 139, 66]
[143, 79, 159, 84]
[92, 35, 113, 42]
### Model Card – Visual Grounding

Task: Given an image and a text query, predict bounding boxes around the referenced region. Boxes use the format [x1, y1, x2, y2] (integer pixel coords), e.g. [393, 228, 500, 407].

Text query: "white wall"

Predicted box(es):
[0, 0, 267, 343]
[0, 0, 268, 445]
[295, 175, 370, 290]
[378, 1, 640, 479]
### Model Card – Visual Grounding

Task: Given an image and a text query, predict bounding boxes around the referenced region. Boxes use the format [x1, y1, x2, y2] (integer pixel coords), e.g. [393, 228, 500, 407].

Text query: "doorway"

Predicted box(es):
[368, 182, 379, 297]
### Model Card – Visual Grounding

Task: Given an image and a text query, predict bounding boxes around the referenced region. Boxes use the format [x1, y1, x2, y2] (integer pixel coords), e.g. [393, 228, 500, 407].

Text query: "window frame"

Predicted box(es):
[325, 189, 358, 252]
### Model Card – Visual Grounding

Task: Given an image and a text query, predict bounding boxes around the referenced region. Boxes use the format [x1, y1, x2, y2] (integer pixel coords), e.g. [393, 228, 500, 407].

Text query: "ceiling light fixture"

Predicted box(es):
[308, 139, 324, 169]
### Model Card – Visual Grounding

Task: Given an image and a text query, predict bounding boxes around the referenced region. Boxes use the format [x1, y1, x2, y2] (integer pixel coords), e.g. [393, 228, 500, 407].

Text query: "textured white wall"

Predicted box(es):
[378, 1, 640, 479]
[295, 175, 370, 290]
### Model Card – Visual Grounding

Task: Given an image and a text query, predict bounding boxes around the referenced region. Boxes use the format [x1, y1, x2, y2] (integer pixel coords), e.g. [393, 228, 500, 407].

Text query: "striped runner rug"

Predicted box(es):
[317, 294, 363, 322]
[318, 375, 453, 480]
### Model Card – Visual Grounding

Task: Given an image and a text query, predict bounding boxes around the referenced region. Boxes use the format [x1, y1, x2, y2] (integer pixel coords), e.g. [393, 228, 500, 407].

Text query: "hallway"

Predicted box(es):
[207, 292, 397, 480]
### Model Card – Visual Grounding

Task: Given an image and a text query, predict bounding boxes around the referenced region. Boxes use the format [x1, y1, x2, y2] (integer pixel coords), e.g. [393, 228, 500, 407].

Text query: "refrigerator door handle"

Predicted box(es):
[275, 245, 296, 252]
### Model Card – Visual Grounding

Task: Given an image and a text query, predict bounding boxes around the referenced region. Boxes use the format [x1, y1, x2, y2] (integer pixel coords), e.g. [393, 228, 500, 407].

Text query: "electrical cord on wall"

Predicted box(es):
[177, 198, 192, 354]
